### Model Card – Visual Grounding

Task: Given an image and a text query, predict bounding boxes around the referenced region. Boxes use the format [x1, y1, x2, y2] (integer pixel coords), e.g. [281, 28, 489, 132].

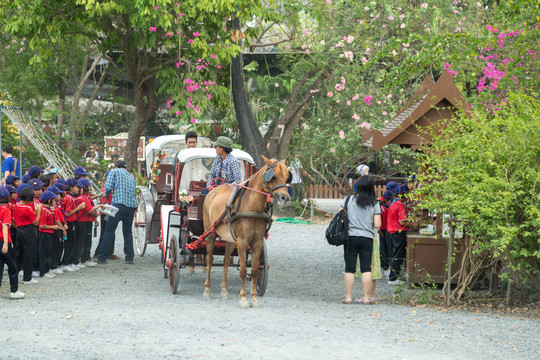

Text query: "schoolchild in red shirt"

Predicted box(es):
[61, 178, 86, 272]
[38, 190, 60, 278]
[6, 185, 18, 249]
[379, 190, 393, 276]
[48, 185, 67, 275]
[5, 174, 21, 189]
[13, 187, 41, 284]
[386, 184, 417, 284]
[0, 186, 25, 298]
[29, 179, 45, 275]
[76, 178, 104, 267]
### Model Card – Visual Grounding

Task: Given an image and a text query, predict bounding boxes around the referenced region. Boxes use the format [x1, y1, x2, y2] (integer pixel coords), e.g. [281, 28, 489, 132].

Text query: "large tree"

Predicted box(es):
[2, 0, 273, 170]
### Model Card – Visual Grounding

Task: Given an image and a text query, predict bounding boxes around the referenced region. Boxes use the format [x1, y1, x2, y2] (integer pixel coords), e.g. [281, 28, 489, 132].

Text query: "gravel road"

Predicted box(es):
[1, 222, 539, 360]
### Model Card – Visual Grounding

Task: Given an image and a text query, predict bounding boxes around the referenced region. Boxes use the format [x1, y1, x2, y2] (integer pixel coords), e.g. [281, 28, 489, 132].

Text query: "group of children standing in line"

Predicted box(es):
[0, 165, 108, 300]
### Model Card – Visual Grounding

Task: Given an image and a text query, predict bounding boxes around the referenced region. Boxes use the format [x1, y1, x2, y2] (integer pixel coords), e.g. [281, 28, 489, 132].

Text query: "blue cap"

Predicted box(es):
[54, 178, 66, 188]
[5, 185, 17, 194]
[28, 165, 43, 178]
[40, 190, 58, 203]
[22, 174, 30, 183]
[5, 174, 20, 185]
[65, 178, 80, 188]
[391, 184, 402, 196]
[398, 184, 410, 195]
[74, 166, 89, 176]
[48, 185, 62, 194]
[386, 181, 398, 191]
[0, 186, 10, 199]
[28, 178, 45, 190]
[78, 178, 92, 188]
[405, 174, 417, 183]
[17, 183, 31, 196]
[382, 190, 393, 200]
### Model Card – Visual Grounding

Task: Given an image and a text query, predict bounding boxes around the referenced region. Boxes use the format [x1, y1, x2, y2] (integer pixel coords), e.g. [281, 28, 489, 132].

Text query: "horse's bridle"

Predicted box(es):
[261, 162, 292, 194]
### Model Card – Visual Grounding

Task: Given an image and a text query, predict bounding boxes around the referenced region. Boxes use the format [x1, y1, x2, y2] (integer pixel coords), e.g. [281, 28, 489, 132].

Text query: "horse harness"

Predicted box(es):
[208, 162, 290, 244]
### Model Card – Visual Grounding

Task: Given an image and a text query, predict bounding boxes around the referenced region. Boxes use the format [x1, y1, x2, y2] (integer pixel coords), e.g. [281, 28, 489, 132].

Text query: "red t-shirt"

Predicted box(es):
[63, 193, 78, 222]
[0, 205, 12, 243]
[13, 203, 37, 227]
[39, 206, 55, 234]
[380, 203, 389, 230]
[387, 199, 409, 234]
[53, 206, 65, 224]
[76, 194, 95, 222]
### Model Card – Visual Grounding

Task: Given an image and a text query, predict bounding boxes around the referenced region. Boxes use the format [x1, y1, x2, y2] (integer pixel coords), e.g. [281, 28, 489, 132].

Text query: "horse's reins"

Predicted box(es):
[186, 163, 289, 249]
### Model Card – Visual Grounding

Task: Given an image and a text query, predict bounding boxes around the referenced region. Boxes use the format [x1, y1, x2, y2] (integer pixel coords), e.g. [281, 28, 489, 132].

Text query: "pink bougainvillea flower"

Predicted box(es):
[166, 32, 173, 36]
[346, 100, 351, 106]
[388, 15, 394, 21]
[364, 96, 372, 105]
[175, 110, 182, 115]
[393, 159, 400, 164]
[188, 39, 194, 44]
[339, 130, 345, 139]
[327, 91, 333, 97]
[326, 0, 332, 4]
[305, 49, 311, 54]
[176, 62, 181, 67]
[382, 111, 388, 115]
[377, 100, 382, 105]
[330, 148, 336, 153]
[210, 54, 217, 59]
[303, 29, 308, 35]
[154, 6, 159, 9]
[193, 32, 199, 37]
[149, 27, 157, 32]
[190, 118, 196, 124]
[421, 3, 428, 9]
[360, 122, 371, 130]
[207, 93, 212, 100]
[217, 65, 222, 69]
[274, 83, 280, 87]
[178, 13, 183, 17]
[352, 114, 360, 120]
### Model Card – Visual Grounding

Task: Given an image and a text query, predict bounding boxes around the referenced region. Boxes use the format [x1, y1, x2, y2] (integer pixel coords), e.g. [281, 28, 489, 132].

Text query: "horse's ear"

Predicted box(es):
[261, 155, 272, 166]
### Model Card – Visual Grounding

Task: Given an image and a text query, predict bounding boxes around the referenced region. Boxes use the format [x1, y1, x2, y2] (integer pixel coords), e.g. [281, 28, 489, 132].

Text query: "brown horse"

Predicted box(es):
[202, 156, 292, 308]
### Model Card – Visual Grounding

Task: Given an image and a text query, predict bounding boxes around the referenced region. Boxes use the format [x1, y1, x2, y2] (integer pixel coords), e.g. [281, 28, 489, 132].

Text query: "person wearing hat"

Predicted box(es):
[97, 159, 137, 265]
[206, 136, 242, 189]
[38, 190, 61, 279]
[27, 165, 43, 180]
[47, 185, 67, 275]
[74, 166, 89, 180]
[5, 174, 20, 188]
[29, 179, 45, 210]
[13, 187, 41, 284]
[1, 146, 21, 183]
[0, 186, 25, 298]
[379, 189, 394, 279]
[61, 178, 86, 272]
[386, 184, 417, 285]
[6, 185, 18, 250]
[75, 178, 103, 268]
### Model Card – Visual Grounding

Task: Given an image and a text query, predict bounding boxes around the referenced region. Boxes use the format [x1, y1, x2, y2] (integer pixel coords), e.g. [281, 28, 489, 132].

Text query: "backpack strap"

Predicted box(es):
[344, 195, 351, 211]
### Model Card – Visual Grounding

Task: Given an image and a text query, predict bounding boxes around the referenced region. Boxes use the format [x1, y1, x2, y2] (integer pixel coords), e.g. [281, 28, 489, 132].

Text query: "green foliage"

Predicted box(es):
[416, 92, 540, 286]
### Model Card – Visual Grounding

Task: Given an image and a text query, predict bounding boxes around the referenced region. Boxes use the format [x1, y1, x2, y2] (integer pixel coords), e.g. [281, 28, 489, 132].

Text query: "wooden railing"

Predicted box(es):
[308, 184, 386, 199]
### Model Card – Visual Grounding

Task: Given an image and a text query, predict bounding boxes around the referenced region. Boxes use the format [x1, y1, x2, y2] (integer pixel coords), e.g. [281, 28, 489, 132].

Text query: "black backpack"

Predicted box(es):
[325, 196, 351, 246]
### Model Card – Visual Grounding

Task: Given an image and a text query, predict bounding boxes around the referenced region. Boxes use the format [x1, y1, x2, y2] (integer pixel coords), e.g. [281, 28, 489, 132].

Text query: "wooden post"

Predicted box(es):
[446, 214, 455, 306]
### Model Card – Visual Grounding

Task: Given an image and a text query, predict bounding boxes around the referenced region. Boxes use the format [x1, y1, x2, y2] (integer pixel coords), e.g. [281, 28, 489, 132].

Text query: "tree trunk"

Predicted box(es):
[56, 80, 66, 144]
[231, 17, 270, 168]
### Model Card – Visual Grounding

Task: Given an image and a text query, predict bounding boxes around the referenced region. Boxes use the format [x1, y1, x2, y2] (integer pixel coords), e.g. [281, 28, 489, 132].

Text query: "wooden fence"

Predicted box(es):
[308, 184, 386, 199]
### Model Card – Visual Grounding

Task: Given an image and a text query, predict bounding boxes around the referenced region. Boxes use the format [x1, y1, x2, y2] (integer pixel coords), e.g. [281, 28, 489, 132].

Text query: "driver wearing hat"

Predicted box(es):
[206, 136, 242, 189]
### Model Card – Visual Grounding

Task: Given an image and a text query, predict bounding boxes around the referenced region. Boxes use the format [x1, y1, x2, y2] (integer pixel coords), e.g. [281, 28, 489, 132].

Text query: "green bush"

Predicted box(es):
[416, 92, 540, 292]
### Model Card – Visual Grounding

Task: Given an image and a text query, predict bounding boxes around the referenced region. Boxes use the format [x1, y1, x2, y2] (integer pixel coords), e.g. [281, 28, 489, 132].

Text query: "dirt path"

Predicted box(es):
[1, 223, 538, 359]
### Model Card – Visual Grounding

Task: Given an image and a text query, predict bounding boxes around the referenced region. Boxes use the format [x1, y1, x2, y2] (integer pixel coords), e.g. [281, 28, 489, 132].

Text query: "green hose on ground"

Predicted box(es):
[274, 217, 312, 224]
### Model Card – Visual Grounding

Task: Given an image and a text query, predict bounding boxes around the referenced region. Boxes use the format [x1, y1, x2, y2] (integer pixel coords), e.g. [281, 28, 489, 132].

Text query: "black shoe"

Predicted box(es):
[97, 259, 107, 264]
[125, 259, 134, 264]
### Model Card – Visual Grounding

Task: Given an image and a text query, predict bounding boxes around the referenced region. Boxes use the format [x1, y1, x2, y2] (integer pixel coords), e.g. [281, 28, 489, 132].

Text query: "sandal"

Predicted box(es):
[342, 299, 353, 304]
[353, 298, 364, 304]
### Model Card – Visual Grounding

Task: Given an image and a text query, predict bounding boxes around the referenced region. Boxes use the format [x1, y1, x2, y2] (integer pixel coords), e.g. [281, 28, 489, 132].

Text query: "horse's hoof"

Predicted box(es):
[250, 298, 260, 308]
[203, 289, 211, 299]
[239, 299, 249, 309]
[220, 289, 229, 299]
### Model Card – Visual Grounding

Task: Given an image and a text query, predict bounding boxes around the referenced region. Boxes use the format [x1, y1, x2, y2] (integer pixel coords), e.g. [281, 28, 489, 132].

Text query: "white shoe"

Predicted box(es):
[84, 261, 97, 267]
[76, 263, 86, 269]
[51, 268, 64, 275]
[10, 290, 25, 299]
[70, 265, 80, 271]
[388, 279, 405, 285]
[23, 278, 38, 284]
[32, 271, 40, 277]
[64, 265, 75, 272]
[3, 264, 7, 271]
[19, 270, 23, 277]
[44, 272, 55, 278]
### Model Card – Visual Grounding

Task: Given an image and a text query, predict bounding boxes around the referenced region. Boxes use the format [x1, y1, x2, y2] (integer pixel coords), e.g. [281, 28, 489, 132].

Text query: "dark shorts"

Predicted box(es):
[344, 236, 373, 273]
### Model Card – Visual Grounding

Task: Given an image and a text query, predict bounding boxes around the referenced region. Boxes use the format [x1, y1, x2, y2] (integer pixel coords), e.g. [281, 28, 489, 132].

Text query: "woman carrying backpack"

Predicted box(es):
[341, 175, 381, 305]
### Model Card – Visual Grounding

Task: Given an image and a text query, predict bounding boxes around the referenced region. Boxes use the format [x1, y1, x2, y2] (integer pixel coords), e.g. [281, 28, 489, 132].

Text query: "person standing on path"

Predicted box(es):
[97, 160, 137, 265]
[341, 175, 381, 305]
[1, 146, 21, 184]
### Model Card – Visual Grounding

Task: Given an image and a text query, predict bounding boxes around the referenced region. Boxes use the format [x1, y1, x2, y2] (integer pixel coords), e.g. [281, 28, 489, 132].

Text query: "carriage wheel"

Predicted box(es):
[256, 241, 268, 296]
[134, 192, 148, 257]
[162, 233, 168, 279]
[168, 235, 181, 294]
